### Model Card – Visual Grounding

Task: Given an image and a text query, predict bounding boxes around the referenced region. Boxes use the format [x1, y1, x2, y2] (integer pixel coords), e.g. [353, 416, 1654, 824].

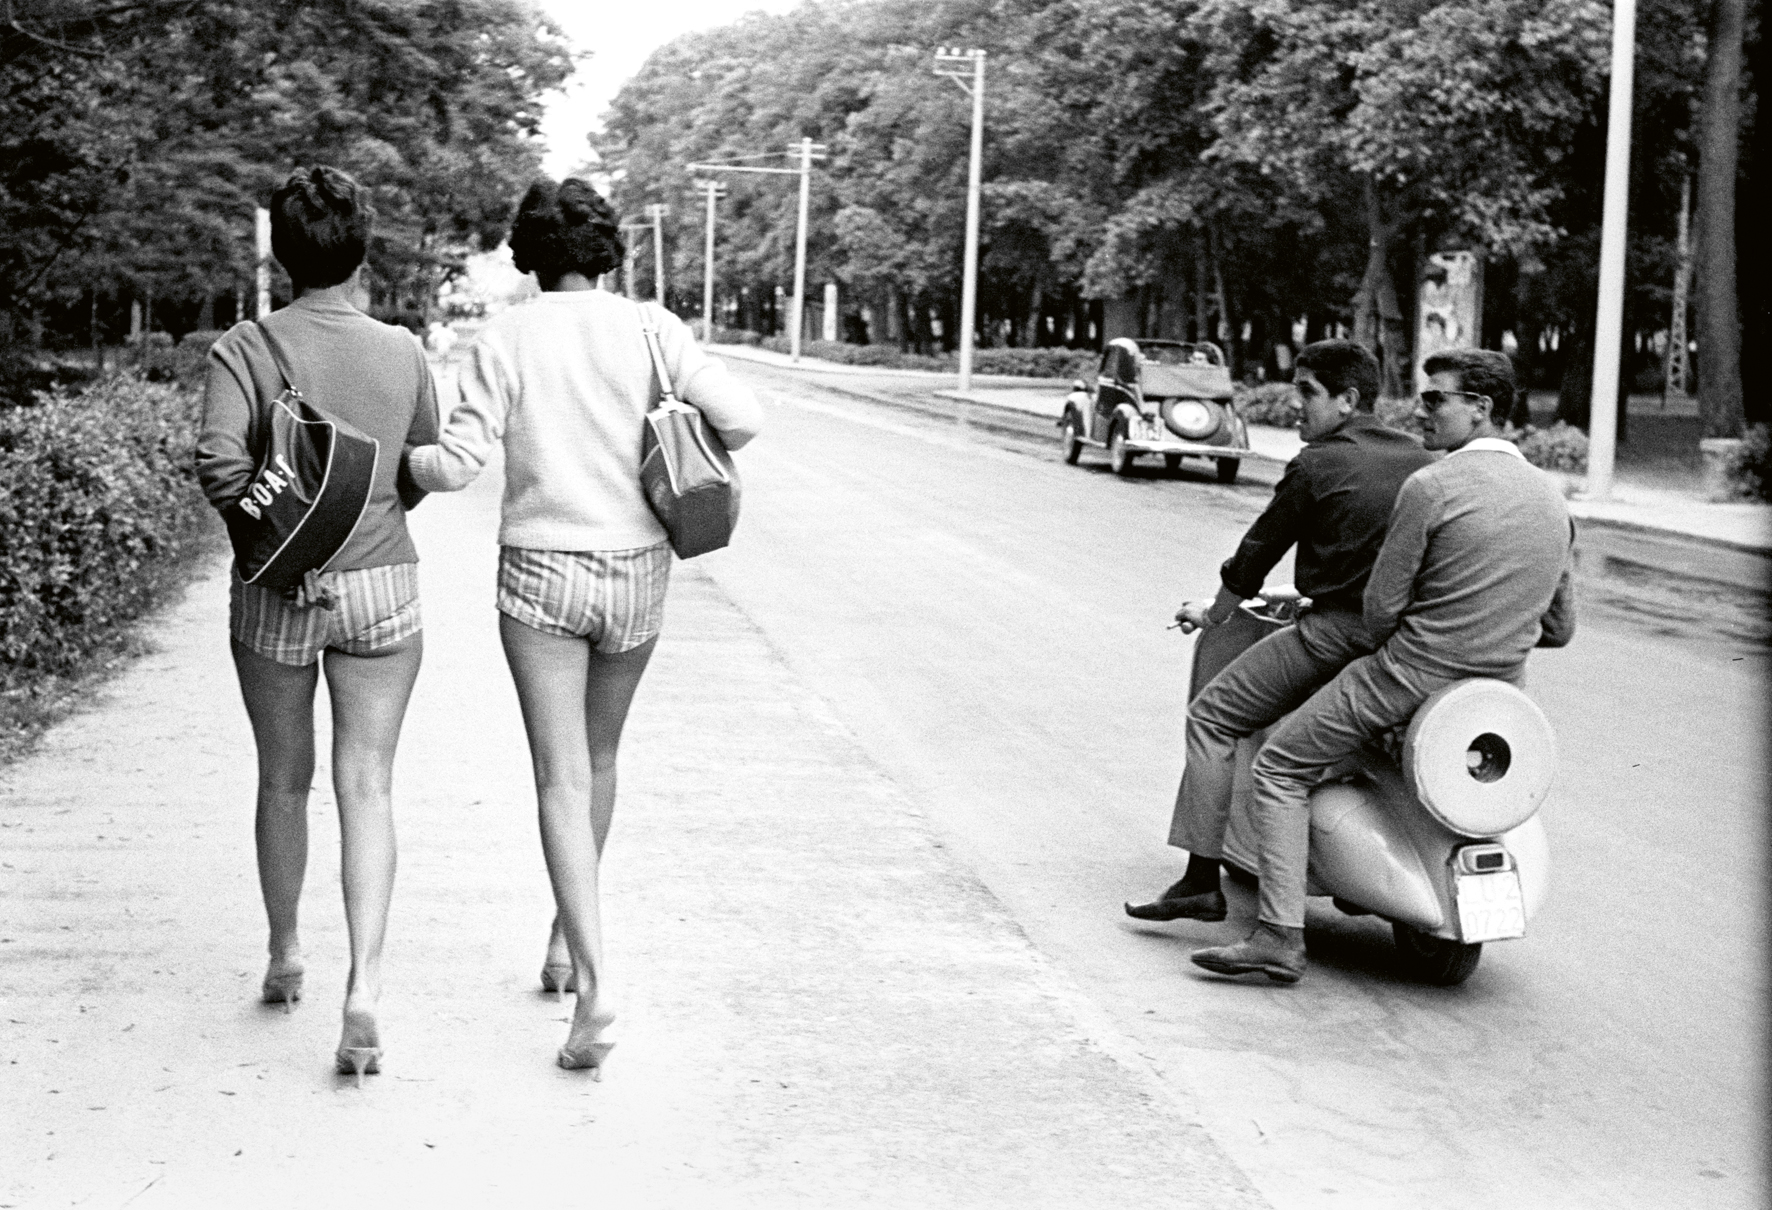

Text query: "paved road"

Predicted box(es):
[702, 361, 1768, 1210]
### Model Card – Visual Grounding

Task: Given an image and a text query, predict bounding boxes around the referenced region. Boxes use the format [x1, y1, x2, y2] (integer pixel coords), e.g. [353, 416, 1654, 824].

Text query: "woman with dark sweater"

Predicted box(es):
[195, 166, 438, 1083]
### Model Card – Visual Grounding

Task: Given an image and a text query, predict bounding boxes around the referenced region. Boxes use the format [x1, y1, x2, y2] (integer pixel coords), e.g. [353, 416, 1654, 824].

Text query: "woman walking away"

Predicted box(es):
[196, 166, 438, 1084]
[405, 177, 762, 1074]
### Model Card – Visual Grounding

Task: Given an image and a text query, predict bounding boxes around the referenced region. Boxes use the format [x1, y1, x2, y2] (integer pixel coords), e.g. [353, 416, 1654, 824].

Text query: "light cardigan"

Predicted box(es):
[406, 291, 763, 551]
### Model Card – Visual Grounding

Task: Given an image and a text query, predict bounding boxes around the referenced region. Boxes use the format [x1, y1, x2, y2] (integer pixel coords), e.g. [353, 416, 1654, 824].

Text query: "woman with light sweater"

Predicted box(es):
[406, 178, 762, 1073]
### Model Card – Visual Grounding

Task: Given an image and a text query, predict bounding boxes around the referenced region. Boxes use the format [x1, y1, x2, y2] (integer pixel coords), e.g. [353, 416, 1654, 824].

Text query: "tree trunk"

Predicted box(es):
[1193, 229, 1209, 343]
[1350, 178, 1408, 399]
[1695, 0, 1745, 439]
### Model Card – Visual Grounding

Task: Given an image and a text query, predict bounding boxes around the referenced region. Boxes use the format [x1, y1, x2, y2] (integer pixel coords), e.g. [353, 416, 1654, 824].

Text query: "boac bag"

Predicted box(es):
[637, 308, 740, 559]
[224, 322, 380, 591]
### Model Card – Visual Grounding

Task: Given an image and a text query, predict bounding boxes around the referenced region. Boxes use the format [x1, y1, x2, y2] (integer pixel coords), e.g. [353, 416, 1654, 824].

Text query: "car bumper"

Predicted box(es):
[1122, 438, 1248, 457]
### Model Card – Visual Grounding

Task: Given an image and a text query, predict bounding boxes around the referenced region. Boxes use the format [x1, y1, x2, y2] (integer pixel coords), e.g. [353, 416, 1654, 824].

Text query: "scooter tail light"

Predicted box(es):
[1453, 843, 1513, 875]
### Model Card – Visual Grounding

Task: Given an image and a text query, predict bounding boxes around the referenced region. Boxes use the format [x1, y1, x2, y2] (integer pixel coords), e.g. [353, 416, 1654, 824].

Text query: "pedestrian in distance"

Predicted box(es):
[404, 177, 763, 1074]
[1191, 348, 1576, 983]
[1126, 340, 1432, 923]
[195, 166, 440, 1083]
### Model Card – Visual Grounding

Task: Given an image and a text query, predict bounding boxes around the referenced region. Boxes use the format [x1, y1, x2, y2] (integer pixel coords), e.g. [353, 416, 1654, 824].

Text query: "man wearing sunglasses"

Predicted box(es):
[1126, 340, 1432, 924]
[1191, 348, 1575, 983]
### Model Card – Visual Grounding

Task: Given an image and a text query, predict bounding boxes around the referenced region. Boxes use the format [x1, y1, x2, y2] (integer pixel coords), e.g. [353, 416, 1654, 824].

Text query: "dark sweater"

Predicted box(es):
[1364, 443, 1576, 680]
[1219, 413, 1433, 611]
[196, 294, 439, 571]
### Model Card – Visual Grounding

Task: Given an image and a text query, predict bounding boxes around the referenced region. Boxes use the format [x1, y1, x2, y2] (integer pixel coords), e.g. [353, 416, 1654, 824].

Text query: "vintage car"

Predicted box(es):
[1059, 338, 1249, 483]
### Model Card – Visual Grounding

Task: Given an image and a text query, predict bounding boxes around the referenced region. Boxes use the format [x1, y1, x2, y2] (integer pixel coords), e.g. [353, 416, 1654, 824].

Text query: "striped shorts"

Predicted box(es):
[230, 563, 421, 667]
[496, 543, 672, 653]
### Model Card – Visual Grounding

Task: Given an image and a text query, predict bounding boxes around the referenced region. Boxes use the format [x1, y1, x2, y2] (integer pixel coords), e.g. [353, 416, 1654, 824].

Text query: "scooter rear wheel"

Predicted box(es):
[1392, 922, 1483, 986]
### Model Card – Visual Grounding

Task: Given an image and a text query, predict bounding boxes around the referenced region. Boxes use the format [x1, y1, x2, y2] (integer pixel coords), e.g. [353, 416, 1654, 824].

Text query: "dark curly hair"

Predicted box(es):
[508, 178, 624, 282]
[270, 166, 373, 291]
[1423, 348, 1516, 422]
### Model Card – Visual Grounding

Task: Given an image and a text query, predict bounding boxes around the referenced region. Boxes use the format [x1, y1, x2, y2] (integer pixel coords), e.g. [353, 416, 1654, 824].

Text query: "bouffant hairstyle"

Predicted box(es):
[269, 166, 373, 291]
[1423, 348, 1516, 422]
[1294, 339, 1382, 412]
[508, 178, 624, 282]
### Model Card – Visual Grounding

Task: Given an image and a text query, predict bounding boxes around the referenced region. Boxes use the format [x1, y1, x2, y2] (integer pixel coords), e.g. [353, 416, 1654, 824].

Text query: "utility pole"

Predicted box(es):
[647, 204, 670, 306]
[935, 46, 986, 392]
[697, 180, 728, 343]
[254, 206, 272, 319]
[789, 138, 815, 360]
[686, 141, 826, 362]
[1663, 173, 1691, 404]
[1583, 0, 1635, 499]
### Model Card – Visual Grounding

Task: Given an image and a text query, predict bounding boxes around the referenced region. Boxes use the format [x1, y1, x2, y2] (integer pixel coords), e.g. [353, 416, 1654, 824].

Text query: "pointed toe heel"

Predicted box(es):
[261, 970, 304, 1014]
[558, 1040, 615, 1079]
[540, 962, 575, 999]
[336, 1046, 382, 1088]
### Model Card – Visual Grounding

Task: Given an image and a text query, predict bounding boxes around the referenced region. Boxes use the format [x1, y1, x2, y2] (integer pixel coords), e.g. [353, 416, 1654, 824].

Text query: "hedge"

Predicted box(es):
[727, 333, 1100, 381]
[0, 375, 212, 682]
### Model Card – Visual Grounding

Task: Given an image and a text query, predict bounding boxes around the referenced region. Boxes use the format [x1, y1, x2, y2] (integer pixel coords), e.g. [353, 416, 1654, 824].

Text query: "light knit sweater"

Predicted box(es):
[406, 291, 763, 551]
[1363, 438, 1576, 681]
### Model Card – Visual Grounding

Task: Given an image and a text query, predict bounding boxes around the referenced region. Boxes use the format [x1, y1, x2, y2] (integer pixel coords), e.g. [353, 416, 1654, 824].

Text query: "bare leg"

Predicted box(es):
[322, 632, 422, 1058]
[500, 615, 656, 1064]
[231, 640, 319, 997]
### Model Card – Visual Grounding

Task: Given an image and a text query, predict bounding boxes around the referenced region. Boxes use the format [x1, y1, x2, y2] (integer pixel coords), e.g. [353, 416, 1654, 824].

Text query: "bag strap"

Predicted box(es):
[253, 319, 302, 398]
[637, 304, 683, 405]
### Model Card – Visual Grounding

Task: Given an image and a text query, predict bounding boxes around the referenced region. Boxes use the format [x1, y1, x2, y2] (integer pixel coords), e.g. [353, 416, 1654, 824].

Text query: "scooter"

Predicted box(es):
[1193, 590, 1555, 985]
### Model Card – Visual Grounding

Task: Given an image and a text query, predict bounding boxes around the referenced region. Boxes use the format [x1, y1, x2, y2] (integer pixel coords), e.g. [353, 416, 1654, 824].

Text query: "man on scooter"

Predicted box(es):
[1125, 341, 1432, 923]
[1191, 348, 1575, 983]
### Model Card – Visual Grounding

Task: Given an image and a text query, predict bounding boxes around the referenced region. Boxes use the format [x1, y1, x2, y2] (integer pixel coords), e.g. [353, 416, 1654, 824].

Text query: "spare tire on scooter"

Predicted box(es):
[1403, 679, 1556, 839]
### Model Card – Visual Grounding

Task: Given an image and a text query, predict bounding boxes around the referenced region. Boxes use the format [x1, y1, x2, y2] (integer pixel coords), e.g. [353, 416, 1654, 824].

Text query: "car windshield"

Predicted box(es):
[1141, 343, 1220, 367]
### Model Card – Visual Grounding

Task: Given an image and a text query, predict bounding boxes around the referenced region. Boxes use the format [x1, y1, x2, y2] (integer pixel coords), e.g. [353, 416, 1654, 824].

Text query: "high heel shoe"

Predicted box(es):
[261, 967, 304, 1014]
[540, 961, 575, 999]
[335, 1007, 382, 1088]
[557, 1040, 614, 1079]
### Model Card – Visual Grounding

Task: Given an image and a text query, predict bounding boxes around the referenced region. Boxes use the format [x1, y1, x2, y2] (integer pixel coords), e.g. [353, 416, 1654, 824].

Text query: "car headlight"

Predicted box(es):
[1163, 399, 1220, 440]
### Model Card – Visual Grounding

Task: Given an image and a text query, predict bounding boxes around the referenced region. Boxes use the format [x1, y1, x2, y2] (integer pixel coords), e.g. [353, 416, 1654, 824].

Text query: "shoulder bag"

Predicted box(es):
[638, 309, 741, 559]
[223, 321, 381, 591]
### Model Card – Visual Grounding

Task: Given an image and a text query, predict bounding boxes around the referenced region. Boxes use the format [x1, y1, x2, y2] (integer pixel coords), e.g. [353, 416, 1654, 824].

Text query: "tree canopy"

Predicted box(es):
[596, 0, 1755, 427]
[0, 0, 574, 358]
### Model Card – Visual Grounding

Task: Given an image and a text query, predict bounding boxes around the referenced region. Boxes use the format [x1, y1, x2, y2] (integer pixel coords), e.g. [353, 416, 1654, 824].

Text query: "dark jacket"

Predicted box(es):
[1219, 412, 1433, 612]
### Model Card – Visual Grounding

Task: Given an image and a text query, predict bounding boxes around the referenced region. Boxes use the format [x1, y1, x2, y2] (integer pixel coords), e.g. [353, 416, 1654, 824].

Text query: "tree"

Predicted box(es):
[1693, 0, 1745, 438]
[1198, 0, 1612, 397]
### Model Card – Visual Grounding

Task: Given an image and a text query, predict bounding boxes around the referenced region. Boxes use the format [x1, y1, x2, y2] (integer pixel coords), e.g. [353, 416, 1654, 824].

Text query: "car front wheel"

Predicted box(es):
[1061, 414, 1083, 465]
[1109, 428, 1136, 476]
[1216, 457, 1240, 484]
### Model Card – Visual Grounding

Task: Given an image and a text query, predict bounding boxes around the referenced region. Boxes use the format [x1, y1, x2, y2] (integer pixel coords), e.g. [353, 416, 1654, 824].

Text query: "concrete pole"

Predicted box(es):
[254, 207, 272, 319]
[703, 182, 718, 343]
[957, 51, 986, 393]
[790, 137, 812, 363]
[651, 205, 667, 306]
[1583, 0, 1635, 500]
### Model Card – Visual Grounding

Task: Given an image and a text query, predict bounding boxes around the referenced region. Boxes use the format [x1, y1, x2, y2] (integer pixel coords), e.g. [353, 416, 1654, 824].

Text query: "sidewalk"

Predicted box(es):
[0, 463, 1265, 1208]
[718, 349, 1768, 557]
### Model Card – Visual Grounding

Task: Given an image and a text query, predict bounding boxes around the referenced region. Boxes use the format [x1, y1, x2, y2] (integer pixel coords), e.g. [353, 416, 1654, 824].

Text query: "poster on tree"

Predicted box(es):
[1414, 251, 1484, 392]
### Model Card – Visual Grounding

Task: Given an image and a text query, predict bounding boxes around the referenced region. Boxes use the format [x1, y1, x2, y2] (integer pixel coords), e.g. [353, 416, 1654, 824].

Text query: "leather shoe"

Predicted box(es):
[1124, 888, 1227, 922]
[1190, 924, 1306, 983]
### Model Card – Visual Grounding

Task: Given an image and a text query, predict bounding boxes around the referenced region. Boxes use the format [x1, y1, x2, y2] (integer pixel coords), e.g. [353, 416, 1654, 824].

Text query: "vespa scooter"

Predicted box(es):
[1193, 590, 1555, 985]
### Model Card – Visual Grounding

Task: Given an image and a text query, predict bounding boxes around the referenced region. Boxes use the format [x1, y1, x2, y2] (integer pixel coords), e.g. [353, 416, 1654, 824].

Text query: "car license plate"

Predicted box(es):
[1454, 871, 1526, 942]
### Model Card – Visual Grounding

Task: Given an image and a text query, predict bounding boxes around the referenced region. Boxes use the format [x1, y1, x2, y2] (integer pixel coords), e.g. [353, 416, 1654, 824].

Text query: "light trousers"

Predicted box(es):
[1249, 650, 1459, 928]
[1167, 609, 1373, 859]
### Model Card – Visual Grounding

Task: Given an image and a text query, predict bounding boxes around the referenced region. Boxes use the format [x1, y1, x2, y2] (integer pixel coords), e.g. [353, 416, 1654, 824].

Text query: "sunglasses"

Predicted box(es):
[1417, 389, 1489, 412]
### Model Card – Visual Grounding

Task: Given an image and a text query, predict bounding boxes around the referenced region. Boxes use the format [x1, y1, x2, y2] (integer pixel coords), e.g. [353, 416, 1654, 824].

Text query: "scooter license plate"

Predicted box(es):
[1454, 871, 1526, 942]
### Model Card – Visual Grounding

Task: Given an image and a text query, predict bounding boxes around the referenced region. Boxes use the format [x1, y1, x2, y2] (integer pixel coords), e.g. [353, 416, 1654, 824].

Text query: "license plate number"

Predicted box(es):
[1455, 871, 1526, 942]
